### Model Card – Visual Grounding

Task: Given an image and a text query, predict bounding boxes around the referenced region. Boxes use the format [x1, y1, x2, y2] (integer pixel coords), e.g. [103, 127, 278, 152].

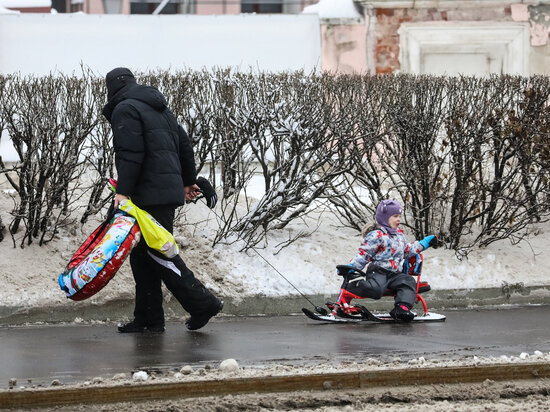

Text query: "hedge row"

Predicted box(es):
[0, 70, 549, 254]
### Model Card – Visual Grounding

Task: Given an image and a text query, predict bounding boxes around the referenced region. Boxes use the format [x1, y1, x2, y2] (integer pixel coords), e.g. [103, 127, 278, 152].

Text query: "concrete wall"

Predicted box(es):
[511, 3, 550, 74]
[0, 12, 322, 161]
[0, 13, 321, 75]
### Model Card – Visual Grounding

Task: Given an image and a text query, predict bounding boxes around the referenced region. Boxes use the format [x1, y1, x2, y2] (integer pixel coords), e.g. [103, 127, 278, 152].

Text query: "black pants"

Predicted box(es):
[352, 267, 417, 309]
[129, 205, 219, 326]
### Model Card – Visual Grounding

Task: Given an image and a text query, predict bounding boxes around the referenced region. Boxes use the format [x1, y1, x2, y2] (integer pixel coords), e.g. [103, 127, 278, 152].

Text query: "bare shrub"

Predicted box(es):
[79, 74, 115, 224]
[471, 76, 550, 250]
[327, 74, 395, 232]
[379, 75, 449, 239]
[0, 74, 8, 242]
[0, 72, 99, 247]
[443, 76, 497, 250]
[209, 72, 354, 250]
[330, 74, 550, 256]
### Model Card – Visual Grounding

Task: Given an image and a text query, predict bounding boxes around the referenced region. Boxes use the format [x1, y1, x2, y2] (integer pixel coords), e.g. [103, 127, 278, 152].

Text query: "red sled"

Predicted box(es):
[58, 210, 141, 301]
[319, 254, 445, 323]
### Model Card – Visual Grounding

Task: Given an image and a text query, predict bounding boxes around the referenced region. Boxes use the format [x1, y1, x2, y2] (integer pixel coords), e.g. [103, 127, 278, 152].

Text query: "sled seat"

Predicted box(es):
[335, 253, 431, 315]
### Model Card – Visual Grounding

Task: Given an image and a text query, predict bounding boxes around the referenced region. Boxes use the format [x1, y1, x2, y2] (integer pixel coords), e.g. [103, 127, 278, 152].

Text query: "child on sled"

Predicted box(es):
[337, 199, 438, 322]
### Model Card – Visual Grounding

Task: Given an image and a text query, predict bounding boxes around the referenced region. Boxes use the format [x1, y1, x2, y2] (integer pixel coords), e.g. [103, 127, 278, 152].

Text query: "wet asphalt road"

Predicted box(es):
[1, 305, 549, 388]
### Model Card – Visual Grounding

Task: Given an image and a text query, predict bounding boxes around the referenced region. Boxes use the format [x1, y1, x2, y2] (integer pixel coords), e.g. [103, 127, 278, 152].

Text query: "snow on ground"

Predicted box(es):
[10, 382, 550, 411]
[0, 173, 549, 310]
[2, 171, 550, 407]
[4, 351, 550, 388]
[4, 352, 550, 411]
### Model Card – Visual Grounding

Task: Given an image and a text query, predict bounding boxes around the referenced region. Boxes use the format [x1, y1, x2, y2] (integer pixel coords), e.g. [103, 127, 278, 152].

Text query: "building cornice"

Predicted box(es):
[356, 0, 543, 8]
[320, 17, 365, 24]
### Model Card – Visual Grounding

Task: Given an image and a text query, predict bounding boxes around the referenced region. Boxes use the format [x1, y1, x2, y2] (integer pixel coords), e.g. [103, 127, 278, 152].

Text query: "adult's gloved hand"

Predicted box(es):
[419, 235, 439, 250]
[196, 177, 218, 209]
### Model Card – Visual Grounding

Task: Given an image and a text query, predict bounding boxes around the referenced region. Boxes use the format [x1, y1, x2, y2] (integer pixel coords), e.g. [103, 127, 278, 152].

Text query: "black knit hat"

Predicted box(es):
[105, 67, 136, 100]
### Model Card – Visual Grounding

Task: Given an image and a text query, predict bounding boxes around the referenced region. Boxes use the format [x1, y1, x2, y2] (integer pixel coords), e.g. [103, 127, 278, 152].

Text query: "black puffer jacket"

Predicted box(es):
[103, 83, 196, 208]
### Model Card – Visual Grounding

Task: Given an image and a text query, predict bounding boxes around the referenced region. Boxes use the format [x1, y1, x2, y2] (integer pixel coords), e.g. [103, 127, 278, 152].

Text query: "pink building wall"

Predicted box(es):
[82, 0, 149, 14]
[86, 0, 105, 13]
[320, 21, 367, 74]
[195, 0, 240, 15]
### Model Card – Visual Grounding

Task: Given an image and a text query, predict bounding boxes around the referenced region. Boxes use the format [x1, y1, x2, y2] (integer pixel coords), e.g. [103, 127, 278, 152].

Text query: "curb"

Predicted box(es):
[1, 285, 549, 325]
[1, 362, 548, 409]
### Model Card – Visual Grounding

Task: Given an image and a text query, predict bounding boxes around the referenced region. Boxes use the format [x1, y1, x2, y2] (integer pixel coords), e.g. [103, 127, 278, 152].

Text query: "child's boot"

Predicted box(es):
[390, 303, 415, 322]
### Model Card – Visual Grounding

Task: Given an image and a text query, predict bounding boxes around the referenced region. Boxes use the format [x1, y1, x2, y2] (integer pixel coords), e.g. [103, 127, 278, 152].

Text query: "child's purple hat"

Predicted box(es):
[376, 199, 402, 234]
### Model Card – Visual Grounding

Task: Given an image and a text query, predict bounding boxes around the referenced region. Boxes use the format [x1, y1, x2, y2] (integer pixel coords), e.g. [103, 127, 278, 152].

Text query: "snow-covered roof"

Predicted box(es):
[0, 5, 19, 13]
[0, 0, 51, 7]
[302, 0, 362, 19]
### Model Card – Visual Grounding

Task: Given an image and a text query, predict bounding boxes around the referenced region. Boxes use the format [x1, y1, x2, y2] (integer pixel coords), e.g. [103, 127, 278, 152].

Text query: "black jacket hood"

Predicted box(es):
[102, 83, 168, 121]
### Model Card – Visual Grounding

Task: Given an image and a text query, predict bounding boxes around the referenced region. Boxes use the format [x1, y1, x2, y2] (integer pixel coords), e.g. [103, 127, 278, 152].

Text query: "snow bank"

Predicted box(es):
[4, 351, 550, 390]
[1, 181, 549, 311]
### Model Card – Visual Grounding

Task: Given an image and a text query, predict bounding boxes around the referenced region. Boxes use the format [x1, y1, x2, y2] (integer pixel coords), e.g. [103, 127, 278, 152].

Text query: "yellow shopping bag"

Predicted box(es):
[108, 179, 179, 259]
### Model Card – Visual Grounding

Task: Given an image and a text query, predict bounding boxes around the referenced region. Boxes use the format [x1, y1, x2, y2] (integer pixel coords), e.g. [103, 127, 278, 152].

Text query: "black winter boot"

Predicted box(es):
[185, 299, 224, 331]
[390, 304, 415, 322]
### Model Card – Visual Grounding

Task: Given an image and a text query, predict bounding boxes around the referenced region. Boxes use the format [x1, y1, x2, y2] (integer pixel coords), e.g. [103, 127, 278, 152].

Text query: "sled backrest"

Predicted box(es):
[336, 265, 367, 277]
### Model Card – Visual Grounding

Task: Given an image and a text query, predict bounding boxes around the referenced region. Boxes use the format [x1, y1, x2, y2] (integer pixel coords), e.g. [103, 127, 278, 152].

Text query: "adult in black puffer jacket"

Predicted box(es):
[103, 68, 223, 333]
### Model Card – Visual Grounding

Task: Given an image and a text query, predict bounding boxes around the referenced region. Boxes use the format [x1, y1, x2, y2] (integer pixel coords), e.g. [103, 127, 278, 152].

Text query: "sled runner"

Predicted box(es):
[303, 254, 446, 324]
[302, 306, 446, 324]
